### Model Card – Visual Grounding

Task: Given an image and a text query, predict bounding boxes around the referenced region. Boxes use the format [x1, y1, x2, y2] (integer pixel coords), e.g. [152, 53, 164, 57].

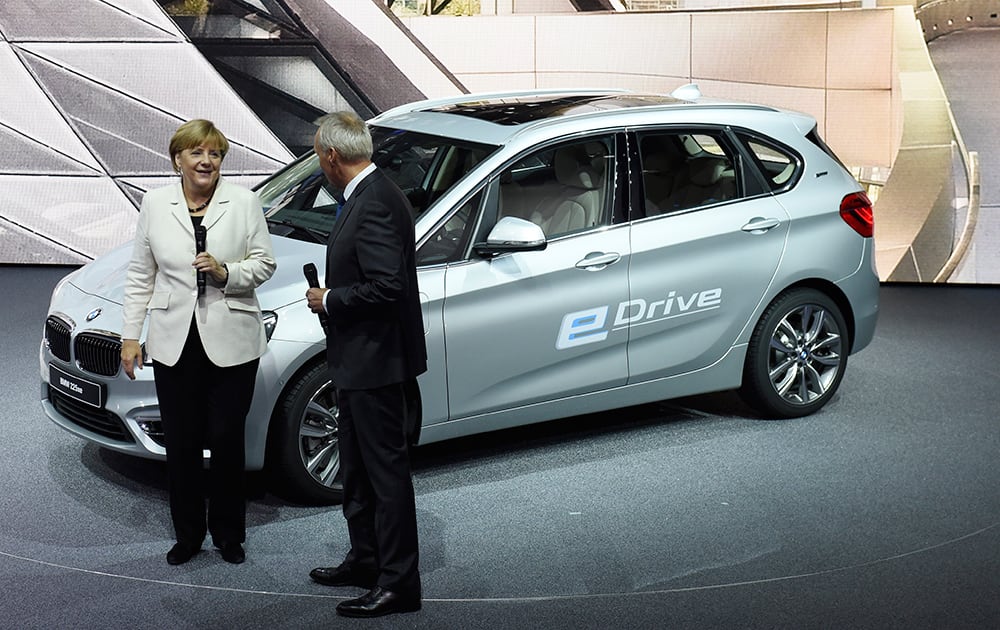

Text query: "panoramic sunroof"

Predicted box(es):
[430, 93, 684, 125]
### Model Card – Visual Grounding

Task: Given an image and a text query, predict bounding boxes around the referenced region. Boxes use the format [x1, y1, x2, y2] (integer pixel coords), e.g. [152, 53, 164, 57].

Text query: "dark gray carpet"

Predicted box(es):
[2, 264, 998, 630]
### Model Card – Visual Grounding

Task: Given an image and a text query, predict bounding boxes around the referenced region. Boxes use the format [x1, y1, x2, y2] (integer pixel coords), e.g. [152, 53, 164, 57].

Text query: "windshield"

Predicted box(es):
[257, 126, 498, 242]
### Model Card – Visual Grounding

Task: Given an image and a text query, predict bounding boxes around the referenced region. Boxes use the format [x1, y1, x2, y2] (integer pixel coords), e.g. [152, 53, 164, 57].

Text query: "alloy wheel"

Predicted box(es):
[767, 303, 843, 405]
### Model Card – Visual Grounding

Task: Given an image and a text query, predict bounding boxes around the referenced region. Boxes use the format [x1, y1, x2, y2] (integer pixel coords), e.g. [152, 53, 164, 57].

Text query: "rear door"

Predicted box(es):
[626, 128, 791, 382]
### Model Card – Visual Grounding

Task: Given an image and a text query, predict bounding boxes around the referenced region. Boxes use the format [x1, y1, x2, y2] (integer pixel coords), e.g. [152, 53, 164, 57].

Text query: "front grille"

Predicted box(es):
[75, 332, 121, 377]
[48, 386, 134, 443]
[45, 316, 72, 362]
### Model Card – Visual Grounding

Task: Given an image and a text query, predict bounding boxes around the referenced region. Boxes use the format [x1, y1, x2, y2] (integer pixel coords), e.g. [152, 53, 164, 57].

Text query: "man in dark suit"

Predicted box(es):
[305, 111, 427, 618]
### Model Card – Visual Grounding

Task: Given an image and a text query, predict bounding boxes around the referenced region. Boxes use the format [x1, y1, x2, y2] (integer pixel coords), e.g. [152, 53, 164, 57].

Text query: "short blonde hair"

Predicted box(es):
[169, 119, 230, 172]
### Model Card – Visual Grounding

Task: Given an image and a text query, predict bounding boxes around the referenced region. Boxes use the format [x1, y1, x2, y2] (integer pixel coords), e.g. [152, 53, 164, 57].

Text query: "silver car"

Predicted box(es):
[40, 87, 879, 504]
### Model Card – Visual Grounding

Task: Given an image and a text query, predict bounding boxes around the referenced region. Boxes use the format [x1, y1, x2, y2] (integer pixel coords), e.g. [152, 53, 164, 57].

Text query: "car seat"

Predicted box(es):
[663, 156, 735, 211]
[530, 142, 606, 236]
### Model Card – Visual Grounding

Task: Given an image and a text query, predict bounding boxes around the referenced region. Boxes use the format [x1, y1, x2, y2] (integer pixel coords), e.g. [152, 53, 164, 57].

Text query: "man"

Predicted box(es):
[305, 111, 427, 618]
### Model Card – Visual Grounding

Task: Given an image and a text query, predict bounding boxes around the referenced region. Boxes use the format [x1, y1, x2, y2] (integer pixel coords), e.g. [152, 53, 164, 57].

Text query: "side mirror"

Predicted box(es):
[473, 216, 547, 257]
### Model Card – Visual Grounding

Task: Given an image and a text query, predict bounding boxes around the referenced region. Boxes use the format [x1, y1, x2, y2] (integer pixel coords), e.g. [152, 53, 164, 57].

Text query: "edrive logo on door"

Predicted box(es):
[555, 288, 723, 350]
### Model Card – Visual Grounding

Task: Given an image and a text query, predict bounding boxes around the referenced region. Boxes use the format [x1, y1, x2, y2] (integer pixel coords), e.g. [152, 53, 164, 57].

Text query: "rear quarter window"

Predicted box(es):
[736, 133, 801, 193]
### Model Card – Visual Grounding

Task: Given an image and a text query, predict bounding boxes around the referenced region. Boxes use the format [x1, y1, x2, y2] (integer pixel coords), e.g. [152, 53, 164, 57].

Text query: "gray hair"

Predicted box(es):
[315, 111, 372, 163]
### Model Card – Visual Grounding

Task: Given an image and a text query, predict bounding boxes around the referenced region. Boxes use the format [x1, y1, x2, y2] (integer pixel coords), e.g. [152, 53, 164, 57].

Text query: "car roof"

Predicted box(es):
[425, 92, 690, 125]
[368, 87, 796, 147]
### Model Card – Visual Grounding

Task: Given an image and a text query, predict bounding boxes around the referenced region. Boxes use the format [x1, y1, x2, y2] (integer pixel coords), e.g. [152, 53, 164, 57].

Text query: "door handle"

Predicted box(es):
[741, 217, 781, 234]
[575, 252, 621, 270]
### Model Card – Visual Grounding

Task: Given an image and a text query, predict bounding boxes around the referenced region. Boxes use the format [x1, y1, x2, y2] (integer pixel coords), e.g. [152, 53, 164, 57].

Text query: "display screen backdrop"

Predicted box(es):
[0, 1, 996, 284]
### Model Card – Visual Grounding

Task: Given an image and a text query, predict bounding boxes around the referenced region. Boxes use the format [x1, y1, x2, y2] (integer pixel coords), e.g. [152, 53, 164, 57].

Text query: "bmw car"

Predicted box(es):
[41, 86, 879, 504]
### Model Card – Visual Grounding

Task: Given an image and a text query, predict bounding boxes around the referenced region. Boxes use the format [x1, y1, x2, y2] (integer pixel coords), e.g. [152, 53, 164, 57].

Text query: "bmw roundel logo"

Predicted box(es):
[86, 308, 102, 322]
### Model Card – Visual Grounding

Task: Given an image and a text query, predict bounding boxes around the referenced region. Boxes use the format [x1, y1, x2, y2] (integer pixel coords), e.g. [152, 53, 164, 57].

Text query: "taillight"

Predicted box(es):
[840, 191, 874, 238]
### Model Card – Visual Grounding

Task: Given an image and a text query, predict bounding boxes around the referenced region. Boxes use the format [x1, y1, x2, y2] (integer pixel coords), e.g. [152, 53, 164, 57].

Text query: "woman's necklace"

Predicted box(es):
[187, 199, 210, 213]
[185, 183, 216, 214]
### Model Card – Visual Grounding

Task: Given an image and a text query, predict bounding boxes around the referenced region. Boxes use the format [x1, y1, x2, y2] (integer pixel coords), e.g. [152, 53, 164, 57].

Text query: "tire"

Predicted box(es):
[267, 361, 342, 505]
[739, 288, 849, 419]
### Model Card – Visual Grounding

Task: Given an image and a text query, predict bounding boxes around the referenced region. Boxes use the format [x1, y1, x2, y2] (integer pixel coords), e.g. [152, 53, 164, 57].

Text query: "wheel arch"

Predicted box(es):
[262, 352, 327, 465]
[739, 281, 852, 418]
[768, 278, 855, 352]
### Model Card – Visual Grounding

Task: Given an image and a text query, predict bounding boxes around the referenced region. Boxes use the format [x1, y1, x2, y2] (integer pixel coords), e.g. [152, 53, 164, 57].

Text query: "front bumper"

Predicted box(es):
[41, 350, 168, 460]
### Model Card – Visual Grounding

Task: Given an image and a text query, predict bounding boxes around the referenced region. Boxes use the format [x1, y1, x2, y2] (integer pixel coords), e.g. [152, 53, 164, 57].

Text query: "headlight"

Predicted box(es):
[262, 311, 278, 341]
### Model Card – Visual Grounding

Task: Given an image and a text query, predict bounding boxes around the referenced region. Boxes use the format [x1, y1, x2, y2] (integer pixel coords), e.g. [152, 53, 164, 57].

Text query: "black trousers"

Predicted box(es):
[153, 320, 258, 547]
[338, 382, 420, 593]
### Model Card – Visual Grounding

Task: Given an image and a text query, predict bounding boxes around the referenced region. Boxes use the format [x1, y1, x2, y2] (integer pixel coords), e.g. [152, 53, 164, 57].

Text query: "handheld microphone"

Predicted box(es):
[303, 263, 329, 335]
[195, 225, 207, 296]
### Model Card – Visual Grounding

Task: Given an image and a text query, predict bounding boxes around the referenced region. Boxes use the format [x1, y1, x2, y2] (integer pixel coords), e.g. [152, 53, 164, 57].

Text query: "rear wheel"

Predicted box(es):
[267, 361, 342, 504]
[739, 288, 849, 418]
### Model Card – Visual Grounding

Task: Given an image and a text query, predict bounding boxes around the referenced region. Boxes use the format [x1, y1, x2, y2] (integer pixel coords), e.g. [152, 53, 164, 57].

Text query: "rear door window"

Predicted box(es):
[637, 130, 739, 217]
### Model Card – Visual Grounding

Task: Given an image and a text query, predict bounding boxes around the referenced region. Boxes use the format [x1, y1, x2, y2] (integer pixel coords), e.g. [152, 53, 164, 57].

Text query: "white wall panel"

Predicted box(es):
[0, 45, 102, 171]
[0, 1, 291, 264]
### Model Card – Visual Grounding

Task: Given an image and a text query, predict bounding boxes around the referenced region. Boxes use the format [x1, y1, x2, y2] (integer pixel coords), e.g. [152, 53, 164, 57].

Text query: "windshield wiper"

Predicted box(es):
[267, 218, 328, 244]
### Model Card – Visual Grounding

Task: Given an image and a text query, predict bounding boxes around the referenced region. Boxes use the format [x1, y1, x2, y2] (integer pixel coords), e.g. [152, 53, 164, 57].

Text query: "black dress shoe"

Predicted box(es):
[166, 542, 199, 565]
[217, 542, 245, 564]
[336, 586, 421, 618]
[309, 563, 377, 588]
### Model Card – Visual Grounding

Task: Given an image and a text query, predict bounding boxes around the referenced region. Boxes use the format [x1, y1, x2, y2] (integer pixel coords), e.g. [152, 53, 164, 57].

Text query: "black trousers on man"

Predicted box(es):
[337, 383, 420, 593]
[153, 320, 258, 548]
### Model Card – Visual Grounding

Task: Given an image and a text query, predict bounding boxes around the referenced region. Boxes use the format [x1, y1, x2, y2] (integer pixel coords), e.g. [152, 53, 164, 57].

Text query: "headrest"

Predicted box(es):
[644, 153, 676, 174]
[641, 138, 685, 173]
[687, 157, 726, 187]
[554, 142, 606, 190]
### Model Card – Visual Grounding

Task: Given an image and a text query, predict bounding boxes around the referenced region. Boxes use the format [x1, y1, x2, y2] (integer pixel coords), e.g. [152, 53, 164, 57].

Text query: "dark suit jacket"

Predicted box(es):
[323, 168, 427, 390]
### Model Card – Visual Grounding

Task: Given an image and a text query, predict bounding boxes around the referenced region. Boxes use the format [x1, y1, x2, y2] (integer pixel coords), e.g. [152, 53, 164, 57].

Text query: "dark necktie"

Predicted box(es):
[334, 193, 346, 220]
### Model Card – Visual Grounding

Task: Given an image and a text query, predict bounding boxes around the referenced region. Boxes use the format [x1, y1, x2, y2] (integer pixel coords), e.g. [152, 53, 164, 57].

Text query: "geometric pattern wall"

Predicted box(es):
[0, 1, 292, 264]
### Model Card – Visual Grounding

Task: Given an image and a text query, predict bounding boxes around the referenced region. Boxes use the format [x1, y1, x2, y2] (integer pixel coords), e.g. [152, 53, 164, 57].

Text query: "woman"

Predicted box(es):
[120, 119, 276, 566]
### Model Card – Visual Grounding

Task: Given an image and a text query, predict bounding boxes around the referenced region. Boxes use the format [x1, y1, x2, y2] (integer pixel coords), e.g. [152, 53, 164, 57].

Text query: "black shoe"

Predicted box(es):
[336, 586, 421, 618]
[309, 563, 378, 588]
[166, 542, 199, 565]
[217, 542, 245, 564]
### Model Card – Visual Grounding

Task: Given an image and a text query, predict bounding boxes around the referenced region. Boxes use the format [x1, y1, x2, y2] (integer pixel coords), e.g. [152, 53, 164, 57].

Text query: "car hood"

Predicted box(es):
[68, 234, 326, 311]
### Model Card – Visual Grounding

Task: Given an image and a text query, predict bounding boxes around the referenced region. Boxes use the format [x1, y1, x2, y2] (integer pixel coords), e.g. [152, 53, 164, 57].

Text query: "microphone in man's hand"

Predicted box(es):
[303, 263, 329, 335]
[195, 225, 207, 296]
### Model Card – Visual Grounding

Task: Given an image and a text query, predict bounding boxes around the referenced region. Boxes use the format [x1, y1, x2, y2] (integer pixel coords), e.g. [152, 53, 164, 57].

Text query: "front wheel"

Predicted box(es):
[267, 361, 342, 505]
[739, 288, 849, 418]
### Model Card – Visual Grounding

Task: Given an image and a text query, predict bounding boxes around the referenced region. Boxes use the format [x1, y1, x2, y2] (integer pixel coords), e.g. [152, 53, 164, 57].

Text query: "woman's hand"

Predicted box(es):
[121, 339, 143, 380]
[193, 252, 228, 283]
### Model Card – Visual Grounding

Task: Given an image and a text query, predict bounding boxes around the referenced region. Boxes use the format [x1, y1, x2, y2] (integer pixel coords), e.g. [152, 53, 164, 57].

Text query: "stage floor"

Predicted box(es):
[2, 266, 998, 629]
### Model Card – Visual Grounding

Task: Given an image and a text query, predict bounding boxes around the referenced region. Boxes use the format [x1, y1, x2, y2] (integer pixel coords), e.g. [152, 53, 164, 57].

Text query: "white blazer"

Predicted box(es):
[122, 179, 277, 367]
